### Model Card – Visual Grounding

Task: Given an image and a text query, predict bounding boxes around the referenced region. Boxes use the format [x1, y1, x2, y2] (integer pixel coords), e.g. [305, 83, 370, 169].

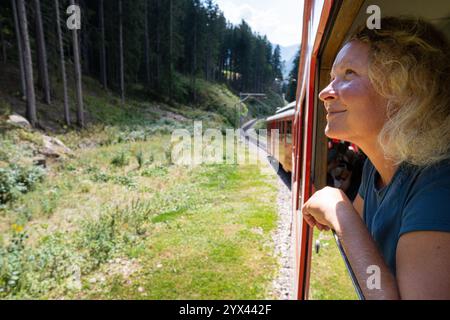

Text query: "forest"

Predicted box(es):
[0, 0, 286, 128]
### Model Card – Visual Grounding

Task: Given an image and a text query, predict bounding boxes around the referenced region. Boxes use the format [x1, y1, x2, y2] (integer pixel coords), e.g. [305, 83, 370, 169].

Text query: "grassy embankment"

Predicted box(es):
[0, 72, 282, 299]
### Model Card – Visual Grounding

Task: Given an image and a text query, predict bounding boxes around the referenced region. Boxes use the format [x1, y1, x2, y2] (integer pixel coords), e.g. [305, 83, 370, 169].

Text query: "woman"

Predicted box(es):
[302, 17, 450, 299]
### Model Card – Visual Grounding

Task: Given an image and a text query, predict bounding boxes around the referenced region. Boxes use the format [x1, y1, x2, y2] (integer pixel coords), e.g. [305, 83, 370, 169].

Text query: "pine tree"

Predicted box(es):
[99, 0, 107, 89]
[33, 0, 51, 104]
[0, 15, 7, 63]
[118, 0, 125, 104]
[16, 0, 37, 126]
[286, 47, 300, 102]
[11, 0, 26, 99]
[70, 0, 84, 127]
[143, 0, 150, 85]
[54, 0, 70, 125]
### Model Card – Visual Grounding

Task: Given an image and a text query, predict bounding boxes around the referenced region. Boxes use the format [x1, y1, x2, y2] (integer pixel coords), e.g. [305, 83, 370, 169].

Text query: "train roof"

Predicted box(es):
[266, 101, 296, 122]
[276, 101, 296, 114]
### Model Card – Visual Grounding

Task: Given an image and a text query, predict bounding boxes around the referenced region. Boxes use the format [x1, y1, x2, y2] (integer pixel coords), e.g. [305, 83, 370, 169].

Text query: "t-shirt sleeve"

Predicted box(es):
[399, 164, 450, 237]
[357, 158, 371, 200]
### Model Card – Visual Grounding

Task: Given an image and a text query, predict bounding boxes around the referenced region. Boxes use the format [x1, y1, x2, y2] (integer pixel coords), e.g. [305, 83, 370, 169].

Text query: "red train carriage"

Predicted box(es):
[285, 0, 450, 300]
[266, 101, 295, 172]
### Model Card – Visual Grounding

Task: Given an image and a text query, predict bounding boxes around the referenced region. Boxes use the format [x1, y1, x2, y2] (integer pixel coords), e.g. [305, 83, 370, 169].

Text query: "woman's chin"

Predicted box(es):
[325, 125, 347, 140]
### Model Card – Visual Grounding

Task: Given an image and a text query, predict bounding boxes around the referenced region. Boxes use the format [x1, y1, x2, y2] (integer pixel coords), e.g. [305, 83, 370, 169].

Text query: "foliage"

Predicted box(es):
[135, 150, 144, 169]
[285, 46, 301, 102]
[141, 165, 169, 178]
[110, 151, 129, 167]
[0, 225, 27, 295]
[0, 164, 46, 206]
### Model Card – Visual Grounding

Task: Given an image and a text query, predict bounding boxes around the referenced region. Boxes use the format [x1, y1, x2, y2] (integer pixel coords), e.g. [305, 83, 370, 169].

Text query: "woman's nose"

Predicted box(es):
[319, 82, 337, 102]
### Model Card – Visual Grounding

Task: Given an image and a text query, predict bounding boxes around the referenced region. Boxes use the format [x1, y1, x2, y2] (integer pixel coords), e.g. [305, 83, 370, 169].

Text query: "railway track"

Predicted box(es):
[240, 119, 267, 152]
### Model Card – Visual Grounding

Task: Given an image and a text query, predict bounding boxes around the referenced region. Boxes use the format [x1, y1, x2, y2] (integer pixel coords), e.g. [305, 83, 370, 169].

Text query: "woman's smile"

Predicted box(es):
[326, 110, 347, 120]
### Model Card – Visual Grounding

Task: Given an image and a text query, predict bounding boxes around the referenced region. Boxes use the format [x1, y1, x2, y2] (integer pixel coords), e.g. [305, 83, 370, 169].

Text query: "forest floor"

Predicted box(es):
[0, 129, 281, 299]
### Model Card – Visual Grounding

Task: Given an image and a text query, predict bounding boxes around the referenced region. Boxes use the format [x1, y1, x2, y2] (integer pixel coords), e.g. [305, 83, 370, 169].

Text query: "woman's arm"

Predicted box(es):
[302, 187, 400, 299]
[396, 231, 450, 299]
[353, 194, 363, 218]
[332, 197, 400, 299]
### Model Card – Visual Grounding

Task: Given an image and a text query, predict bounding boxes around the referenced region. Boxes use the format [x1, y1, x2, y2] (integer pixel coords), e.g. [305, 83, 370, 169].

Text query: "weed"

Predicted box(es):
[0, 226, 27, 296]
[0, 164, 46, 206]
[110, 152, 129, 167]
[135, 150, 144, 169]
[141, 165, 168, 178]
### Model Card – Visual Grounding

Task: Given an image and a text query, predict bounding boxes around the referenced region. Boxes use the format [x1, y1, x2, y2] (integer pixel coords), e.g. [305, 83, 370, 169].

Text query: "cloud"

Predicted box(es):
[215, 0, 301, 47]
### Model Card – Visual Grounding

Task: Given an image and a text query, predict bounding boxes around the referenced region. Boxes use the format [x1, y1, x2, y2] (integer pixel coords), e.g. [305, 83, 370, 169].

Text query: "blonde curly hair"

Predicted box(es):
[348, 17, 450, 167]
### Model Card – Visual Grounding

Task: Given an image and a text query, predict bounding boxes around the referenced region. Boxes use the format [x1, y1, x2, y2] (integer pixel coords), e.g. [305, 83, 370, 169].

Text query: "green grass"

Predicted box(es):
[309, 229, 359, 300]
[0, 134, 279, 299]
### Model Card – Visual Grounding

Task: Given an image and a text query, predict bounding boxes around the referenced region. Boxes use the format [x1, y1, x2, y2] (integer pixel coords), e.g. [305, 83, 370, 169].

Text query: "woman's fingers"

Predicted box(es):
[303, 214, 315, 227]
[303, 213, 332, 231]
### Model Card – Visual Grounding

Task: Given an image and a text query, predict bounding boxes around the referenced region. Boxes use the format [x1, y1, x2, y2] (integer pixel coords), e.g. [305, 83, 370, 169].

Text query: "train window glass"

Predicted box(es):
[284, 121, 288, 144]
[286, 121, 292, 144]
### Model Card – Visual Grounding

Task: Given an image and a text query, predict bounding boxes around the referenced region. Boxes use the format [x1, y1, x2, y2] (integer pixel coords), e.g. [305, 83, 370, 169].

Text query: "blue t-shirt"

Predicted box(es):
[358, 158, 450, 276]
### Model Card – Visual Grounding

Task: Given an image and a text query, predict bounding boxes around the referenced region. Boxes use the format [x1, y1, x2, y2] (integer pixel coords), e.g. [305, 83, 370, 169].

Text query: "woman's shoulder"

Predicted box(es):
[408, 158, 450, 189]
[400, 158, 450, 236]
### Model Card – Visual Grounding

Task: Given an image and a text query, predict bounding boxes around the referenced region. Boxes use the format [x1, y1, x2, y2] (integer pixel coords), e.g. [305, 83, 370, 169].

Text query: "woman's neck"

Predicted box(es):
[358, 141, 398, 188]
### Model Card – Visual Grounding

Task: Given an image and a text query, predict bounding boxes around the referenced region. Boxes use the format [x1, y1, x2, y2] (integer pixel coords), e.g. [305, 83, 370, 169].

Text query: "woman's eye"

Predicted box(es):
[345, 69, 355, 76]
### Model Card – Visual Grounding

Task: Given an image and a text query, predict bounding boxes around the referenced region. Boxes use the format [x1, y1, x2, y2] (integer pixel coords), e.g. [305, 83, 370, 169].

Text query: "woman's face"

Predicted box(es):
[319, 41, 388, 145]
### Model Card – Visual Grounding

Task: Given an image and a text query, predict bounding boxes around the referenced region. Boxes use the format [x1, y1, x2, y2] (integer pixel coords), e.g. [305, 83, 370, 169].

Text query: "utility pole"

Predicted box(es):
[235, 93, 266, 129]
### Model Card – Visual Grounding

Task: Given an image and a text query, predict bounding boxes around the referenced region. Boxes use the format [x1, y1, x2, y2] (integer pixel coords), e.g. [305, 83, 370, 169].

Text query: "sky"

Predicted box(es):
[214, 0, 304, 47]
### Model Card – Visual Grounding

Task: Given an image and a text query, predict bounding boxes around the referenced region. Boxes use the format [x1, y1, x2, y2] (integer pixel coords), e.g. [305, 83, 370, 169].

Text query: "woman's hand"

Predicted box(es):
[301, 186, 354, 232]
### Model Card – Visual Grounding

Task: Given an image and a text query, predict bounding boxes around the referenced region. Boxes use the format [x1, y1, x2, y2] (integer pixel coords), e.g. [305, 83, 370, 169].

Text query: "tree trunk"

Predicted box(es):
[54, 0, 70, 125]
[79, 0, 90, 75]
[16, 0, 36, 126]
[191, 18, 197, 103]
[144, 0, 150, 85]
[0, 18, 7, 63]
[99, 0, 107, 89]
[155, 0, 161, 88]
[11, 0, 26, 99]
[168, 0, 173, 100]
[118, 0, 125, 104]
[70, 0, 84, 127]
[34, 0, 51, 104]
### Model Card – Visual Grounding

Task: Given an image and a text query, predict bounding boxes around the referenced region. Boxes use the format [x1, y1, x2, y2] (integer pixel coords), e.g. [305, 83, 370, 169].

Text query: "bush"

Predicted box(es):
[110, 152, 129, 167]
[78, 212, 118, 266]
[0, 165, 46, 206]
[0, 225, 28, 296]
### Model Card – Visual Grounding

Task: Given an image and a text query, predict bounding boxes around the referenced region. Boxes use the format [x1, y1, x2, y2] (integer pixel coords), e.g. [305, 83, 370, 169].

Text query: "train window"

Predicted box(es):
[286, 121, 292, 145]
[322, 0, 450, 202]
[326, 140, 365, 201]
[305, 0, 450, 300]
